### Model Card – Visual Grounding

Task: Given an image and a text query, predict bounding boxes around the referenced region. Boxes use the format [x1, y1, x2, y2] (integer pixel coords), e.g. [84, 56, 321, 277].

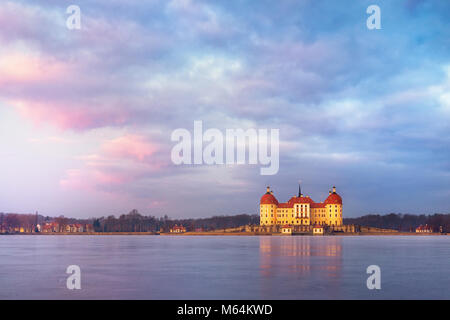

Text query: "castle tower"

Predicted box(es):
[260, 186, 278, 225]
[324, 186, 343, 226]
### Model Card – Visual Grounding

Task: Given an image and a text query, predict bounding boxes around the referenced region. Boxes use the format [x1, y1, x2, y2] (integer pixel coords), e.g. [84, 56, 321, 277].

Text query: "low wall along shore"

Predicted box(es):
[163, 224, 446, 236]
[179, 224, 389, 235]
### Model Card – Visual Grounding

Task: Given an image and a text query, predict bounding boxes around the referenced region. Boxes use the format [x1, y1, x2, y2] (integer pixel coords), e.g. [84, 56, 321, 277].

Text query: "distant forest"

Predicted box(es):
[1, 211, 449, 232]
[87, 210, 259, 232]
[0, 210, 259, 233]
[344, 213, 450, 232]
[91, 210, 259, 232]
[91, 212, 450, 232]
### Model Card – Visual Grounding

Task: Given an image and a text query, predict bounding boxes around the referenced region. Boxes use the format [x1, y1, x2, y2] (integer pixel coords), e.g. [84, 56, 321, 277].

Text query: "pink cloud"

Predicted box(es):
[9, 99, 130, 131]
[0, 52, 69, 85]
[60, 134, 168, 193]
[60, 167, 133, 191]
[0, 50, 132, 131]
[102, 134, 159, 162]
[0, 15, 158, 132]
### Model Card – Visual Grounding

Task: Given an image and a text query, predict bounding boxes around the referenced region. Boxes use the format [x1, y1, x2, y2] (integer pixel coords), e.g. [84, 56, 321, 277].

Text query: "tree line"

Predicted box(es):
[0, 210, 259, 233]
[0, 212, 93, 232]
[2, 211, 449, 233]
[344, 213, 450, 232]
[92, 210, 259, 232]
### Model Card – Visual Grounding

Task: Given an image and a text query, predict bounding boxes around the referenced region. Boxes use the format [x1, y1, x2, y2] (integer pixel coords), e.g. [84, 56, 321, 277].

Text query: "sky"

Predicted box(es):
[1, 0, 450, 219]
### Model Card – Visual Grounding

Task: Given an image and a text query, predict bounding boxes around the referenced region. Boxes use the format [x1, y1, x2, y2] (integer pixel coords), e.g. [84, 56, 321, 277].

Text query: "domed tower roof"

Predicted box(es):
[288, 196, 314, 205]
[324, 186, 342, 205]
[260, 186, 279, 205]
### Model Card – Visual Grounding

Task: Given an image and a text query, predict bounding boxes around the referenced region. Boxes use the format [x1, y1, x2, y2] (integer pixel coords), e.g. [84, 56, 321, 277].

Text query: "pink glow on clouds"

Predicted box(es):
[93, 170, 131, 185]
[60, 135, 167, 193]
[0, 48, 136, 132]
[10, 100, 130, 131]
[59, 168, 133, 191]
[0, 53, 69, 84]
[0, 50, 132, 131]
[102, 135, 159, 162]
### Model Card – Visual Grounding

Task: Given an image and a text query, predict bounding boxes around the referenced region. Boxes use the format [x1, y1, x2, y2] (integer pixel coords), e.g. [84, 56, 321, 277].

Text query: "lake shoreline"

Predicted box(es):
[0, 232, 447, 236]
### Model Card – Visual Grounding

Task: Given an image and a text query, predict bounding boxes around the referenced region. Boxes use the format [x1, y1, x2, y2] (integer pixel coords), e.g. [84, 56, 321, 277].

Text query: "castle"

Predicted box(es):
[260, 185, 343, 227]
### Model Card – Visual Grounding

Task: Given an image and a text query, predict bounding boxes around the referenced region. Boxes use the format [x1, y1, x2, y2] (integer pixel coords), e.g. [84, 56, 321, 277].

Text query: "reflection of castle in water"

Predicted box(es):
[259, 236, 343, 280]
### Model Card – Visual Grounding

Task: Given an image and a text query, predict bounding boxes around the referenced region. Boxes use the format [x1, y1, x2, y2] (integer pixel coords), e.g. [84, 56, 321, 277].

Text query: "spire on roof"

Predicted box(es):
[298, 181, 302, 197]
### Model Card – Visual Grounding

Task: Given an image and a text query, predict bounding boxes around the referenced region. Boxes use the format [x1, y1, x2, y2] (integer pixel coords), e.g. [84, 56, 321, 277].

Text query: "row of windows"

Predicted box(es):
[263, 214, 341, 218]
[312, 214, 342, 218]
[262, 204, 341, 208]
[278, 213, 293, 217]
[277, 221, 309, 225]
[261, 221, 343, 226]
[262, 206, 342, 213]
[273, 208, 341, 213]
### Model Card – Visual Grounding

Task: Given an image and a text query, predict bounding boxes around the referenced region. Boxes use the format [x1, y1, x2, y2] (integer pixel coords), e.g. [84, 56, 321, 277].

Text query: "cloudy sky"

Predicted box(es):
[1, 0, 450, 219]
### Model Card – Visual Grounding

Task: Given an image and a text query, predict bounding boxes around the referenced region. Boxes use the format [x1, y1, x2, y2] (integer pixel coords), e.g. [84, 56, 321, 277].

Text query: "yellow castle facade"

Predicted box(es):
[260, 185, 343, 227]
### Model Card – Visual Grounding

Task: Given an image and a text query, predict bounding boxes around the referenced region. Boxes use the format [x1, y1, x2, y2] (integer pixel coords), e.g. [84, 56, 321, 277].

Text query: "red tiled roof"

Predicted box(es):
[311, 202, 326, 208]
[288, 196, 315, 205]
[260, 193, 279, 205]
[324, 192, 342, 205]
[260, 187, 343, 207]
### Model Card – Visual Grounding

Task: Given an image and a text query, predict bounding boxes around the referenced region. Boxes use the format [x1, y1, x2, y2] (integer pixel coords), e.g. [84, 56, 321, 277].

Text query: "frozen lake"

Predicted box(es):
[0, 235, 448, 299]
